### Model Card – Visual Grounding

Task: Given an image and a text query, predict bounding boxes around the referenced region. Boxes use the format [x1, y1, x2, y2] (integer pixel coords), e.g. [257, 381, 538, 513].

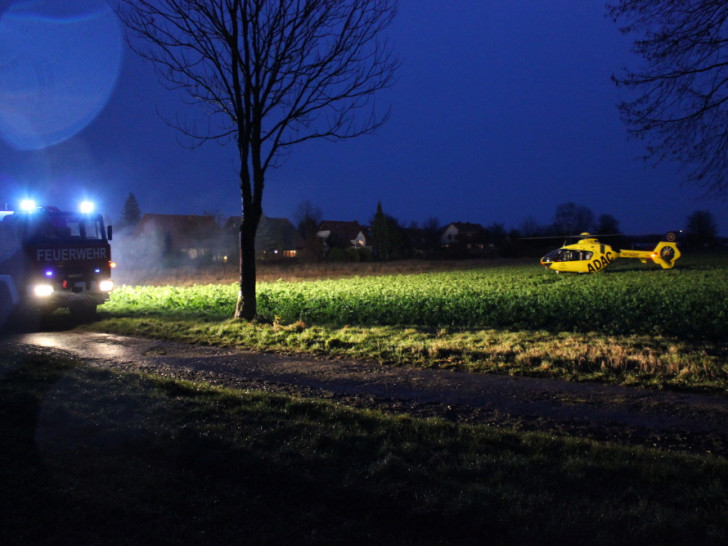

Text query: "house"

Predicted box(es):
[223, 215, 307, 261]
[132, 213, 222, 261]
[440, 222, 492, 256]
[316, 220, 367, 251]
[255, 216, 306, 260]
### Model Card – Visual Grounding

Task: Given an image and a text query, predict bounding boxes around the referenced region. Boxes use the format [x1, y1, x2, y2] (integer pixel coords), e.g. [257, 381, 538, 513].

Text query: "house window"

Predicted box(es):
[283, 250, 297, 258]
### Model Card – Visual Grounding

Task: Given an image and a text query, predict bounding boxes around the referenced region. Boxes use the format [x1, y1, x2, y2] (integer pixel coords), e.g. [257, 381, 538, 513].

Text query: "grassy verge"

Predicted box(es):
[87, 315, 728, 392]
[2, 351, 727, 545]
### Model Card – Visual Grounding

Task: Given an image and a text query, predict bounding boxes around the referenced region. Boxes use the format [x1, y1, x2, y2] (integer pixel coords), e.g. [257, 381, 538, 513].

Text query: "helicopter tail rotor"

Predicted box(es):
[650, 241, 681, 269]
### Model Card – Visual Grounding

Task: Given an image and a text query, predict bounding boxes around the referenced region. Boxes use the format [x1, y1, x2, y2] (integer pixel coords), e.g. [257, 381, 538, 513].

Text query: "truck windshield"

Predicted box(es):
[7, 213, 107, 243]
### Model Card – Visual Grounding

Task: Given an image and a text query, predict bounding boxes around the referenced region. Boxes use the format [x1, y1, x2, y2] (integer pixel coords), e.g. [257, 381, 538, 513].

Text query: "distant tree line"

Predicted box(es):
[115, 193, 721, 265]
[304, 201, 721, 261]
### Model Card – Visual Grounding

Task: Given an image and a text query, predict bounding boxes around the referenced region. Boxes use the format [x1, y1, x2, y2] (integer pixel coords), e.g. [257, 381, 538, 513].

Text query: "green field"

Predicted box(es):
[95, 254, 728, 391]
[106, 255, 728, 337]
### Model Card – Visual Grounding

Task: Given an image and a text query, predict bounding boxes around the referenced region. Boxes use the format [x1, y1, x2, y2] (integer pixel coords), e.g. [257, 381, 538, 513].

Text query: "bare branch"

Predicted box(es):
[610, 0, 728, 196]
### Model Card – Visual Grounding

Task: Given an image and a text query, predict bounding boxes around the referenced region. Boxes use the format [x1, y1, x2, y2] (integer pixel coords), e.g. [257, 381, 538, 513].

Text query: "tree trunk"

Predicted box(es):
[234, 206, 261, 320]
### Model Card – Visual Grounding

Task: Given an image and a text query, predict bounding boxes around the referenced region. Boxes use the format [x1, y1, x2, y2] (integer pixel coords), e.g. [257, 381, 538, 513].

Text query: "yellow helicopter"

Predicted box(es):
[539, 232, 681, 273]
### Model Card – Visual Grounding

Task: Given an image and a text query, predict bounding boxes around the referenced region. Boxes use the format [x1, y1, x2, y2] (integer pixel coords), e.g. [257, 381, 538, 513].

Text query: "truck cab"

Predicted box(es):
[0, 205, 114, 323]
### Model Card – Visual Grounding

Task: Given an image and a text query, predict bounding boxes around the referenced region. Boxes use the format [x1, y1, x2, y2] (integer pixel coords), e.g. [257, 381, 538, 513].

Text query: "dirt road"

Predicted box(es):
[3, 330, 728, 456]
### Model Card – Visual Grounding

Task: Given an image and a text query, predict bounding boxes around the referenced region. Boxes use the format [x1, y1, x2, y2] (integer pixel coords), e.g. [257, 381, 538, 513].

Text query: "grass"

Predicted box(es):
[2, 350, 727, 545]
[87, 317, 728, 391]
[89, 254, 728, 392]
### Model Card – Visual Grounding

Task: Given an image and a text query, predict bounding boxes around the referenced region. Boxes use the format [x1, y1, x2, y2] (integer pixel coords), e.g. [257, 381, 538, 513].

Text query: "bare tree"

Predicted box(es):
[594, 213, 621, 235]
[294, 200, 323, 260]
[118, 0, 398, 319]
[519, 216, 544, 238]
[421, 216, 441, 255]
[685, 209, 718, 247]
[553, 202, 594, 235]
[609, 0, 728, 196]
[294, 200, 323, 239]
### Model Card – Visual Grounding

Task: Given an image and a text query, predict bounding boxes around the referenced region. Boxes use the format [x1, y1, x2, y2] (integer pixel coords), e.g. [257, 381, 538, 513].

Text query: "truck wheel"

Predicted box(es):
[70, 302, 98, 323]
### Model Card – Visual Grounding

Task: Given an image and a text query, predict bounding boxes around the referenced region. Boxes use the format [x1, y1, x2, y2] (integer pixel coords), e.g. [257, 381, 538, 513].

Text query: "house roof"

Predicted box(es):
[443, 221, 489, 245]
[446, 221, 486, 233]
[223, 216, 241, 233]
[317, 220, 365, 241]
[223, 216, 306, 251]
[134, 213, 221, 248]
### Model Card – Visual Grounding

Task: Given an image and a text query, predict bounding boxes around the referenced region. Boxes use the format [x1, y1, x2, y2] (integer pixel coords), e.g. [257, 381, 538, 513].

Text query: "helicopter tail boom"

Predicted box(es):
[617, 241, 681, 269]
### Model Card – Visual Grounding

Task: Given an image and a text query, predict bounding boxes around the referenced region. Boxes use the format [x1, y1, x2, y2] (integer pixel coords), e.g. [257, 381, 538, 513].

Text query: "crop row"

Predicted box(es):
[106, 259, 728, 340]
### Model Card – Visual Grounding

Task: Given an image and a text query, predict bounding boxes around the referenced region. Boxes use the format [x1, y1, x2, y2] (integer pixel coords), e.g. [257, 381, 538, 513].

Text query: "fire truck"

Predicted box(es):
[0, 201, 114, 324]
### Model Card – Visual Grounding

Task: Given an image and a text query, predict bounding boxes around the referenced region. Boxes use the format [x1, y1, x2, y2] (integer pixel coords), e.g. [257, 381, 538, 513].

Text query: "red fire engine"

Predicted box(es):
[0, 201, 114, 324]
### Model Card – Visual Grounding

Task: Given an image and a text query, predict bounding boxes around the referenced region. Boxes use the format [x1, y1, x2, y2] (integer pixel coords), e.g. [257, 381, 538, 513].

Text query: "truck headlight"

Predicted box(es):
[99, 280, 114, 292]
[33, 284, 54, 297]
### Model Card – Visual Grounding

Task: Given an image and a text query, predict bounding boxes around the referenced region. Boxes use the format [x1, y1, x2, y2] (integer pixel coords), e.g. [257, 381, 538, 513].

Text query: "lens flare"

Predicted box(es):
[0, 0, 123, 150]
[20, 199, 36, 211]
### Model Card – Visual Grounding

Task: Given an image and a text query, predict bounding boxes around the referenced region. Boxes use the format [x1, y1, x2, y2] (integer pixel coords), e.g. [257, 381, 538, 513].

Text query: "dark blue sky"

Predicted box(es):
[1, 0, 726, 235]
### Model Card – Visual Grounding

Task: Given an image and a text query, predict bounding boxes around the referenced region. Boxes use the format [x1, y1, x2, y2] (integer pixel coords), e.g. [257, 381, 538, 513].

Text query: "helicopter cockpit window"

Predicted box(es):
[542, 249, 593, 262]
[565, 251, 593, 261]
[541, 249, 563, 262]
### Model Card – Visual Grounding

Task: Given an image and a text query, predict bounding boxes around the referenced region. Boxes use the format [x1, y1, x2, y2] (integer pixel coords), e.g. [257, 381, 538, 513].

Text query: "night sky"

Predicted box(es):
[1, 0, 726, 236]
